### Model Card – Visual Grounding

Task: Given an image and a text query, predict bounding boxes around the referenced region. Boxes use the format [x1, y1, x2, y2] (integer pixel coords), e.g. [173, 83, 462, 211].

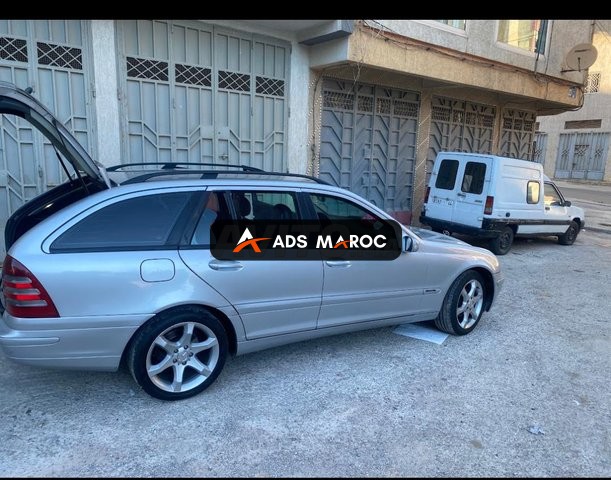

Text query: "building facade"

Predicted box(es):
[536, 20, 611, 183]
[0, 19, 592, 256]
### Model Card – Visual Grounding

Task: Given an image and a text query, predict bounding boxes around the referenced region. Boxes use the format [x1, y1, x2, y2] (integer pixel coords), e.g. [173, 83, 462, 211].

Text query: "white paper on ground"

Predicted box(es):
[393, 322, 449, 345]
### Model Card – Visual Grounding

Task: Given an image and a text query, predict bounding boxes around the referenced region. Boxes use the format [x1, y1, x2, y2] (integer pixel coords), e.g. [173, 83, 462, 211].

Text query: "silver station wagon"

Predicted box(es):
[0, 83, 503, 400]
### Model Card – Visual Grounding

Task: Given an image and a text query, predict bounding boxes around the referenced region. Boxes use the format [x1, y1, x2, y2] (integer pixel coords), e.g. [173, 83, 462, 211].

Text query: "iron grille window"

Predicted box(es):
[584, 72, 601, 93]
[218, 70, 250, 92]
[37, 42, 82, 70]
[357, 95, 373, 113]
[0, 36, 27, 62]
[564, 119, 602, 129]
[323, 91, 354, 110]
[255, 76, 284, 97]
[126, 57, 169, 81]
[175, 64, 211, 87]
[393, 100, 418, 118]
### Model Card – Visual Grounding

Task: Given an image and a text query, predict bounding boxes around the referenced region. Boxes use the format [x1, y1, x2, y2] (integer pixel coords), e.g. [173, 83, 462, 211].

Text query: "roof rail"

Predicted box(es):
[106, 162, 264, 172]
[120, 169, 331, 186]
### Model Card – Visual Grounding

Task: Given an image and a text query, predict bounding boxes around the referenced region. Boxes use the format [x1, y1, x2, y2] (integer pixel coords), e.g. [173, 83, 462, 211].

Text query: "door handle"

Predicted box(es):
[457, 192, 466, 198]
[208, 260, 243, 271]
[325, 260, 351, 268]
[545, 206, 550, 211]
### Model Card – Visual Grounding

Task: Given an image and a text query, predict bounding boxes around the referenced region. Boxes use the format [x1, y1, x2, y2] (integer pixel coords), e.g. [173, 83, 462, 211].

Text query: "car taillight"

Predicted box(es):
[1, 255, 59, 318]
[484, 196, 494, 215]
[424, 186, 430, 204]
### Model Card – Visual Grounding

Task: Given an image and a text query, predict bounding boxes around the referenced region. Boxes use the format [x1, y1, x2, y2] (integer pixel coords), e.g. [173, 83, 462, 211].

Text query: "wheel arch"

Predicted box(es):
[120, 303, 238, 369]
[466, 266, 495, 312]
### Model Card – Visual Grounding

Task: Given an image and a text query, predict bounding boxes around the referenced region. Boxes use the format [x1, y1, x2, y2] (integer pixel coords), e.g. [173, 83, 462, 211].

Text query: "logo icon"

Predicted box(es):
[233, 228, 271, 253]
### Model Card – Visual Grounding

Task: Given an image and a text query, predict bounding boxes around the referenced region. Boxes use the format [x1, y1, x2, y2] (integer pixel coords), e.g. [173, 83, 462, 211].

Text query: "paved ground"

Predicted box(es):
[0, 230, 610, 477]
[554, 180, 611, 234]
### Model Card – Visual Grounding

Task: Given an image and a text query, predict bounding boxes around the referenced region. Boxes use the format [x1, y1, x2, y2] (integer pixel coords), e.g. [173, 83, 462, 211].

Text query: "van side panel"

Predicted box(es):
[492, 161, 544, 234]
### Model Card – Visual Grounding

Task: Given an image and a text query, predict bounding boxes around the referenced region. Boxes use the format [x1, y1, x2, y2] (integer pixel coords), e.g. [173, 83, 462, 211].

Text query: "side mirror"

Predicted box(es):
[564, 200, 571, 207]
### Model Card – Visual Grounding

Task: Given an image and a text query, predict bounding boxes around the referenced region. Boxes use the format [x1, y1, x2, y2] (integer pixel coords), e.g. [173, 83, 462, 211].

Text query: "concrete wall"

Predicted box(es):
[537, 20, 611, 182]
[347, 22, 585, 109]
[90, 20, 121, 167]
[374, 20, 589, 84]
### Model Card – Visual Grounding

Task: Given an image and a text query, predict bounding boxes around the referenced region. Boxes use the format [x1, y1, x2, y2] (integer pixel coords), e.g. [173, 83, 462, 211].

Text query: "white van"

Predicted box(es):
[419, 152, 585, 255]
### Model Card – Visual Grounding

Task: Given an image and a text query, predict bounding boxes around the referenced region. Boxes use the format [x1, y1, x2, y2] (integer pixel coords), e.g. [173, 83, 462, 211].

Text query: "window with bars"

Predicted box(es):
[436, 20, 466, 30]
[497, 20, 548, 54]
[584, 72, 601, 93]
[37, 42, 83, 70]
[0, 36, 27, 62]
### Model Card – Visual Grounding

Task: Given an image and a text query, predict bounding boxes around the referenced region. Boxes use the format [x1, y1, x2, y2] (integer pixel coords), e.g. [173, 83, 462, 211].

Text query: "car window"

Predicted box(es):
[544, 183, 562, 206]
[191, 192, 231, 247]
[51, 192, 193, 252]
[435, 159, 459, 190]
[230, 191, 300, 220]
[461, 161, 486, 194]
[309, 193, 381, 222]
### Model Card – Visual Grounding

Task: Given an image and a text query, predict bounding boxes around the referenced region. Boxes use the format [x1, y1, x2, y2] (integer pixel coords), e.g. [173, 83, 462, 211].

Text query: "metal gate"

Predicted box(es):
[117, 20, 289, 171]
[533, 132, 547, 164]
[0, 20, 93, 257]
[499, 109, 536, 159]
[555, 131, 609, 180]
[319, 79, 419, 211]
[427, 96, 495, 183]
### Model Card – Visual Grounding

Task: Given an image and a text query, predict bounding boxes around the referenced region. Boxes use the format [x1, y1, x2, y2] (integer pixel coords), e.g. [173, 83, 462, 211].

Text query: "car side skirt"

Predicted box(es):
[236, 311, 439, 356]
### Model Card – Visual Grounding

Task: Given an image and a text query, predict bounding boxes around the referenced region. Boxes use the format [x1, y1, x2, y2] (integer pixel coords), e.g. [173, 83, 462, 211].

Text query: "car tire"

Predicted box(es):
[127, 306, 228, 401]
[435, 270, 486, 335]
[558, 220, 579, 245]
[489, 226, 514, 255]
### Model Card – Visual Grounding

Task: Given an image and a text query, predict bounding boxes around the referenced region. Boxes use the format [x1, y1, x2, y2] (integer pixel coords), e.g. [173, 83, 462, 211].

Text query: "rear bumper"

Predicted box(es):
[0, 312, 145, 371]
[419, 215, 503, 238]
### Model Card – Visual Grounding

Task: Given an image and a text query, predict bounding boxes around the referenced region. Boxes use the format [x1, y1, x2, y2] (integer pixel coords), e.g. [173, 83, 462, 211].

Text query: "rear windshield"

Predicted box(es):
[435, 159, 459, 190]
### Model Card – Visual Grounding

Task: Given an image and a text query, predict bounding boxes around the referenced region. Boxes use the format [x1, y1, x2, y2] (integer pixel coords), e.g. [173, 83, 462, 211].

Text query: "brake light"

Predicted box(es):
[424, 186, 430, 204]
[1, 255, 59, 318]
[484, 196, 494, 215]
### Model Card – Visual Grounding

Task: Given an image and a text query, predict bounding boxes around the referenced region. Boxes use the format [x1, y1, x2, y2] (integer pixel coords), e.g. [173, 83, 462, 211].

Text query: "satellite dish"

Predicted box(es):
[564, 44, 598, 72]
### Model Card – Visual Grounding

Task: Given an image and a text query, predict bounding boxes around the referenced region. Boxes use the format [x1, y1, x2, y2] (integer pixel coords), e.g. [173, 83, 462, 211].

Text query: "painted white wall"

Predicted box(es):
[90, 20, 121, 167]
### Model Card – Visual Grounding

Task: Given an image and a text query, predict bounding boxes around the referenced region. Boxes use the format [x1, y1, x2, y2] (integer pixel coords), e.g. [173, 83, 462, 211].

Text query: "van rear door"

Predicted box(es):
[426, 157, 460, 224]
[427, 154, 491, 228]
[452, 157, 492, 228]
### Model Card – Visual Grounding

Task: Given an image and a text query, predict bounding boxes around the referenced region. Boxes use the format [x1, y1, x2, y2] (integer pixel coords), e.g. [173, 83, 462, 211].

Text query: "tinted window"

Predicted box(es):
[461, 161, 486, 194]
[51, 192, 192, 251]
[435, 159, 459, 190]
[310, 193, 380, 222]
[527, 181, 540, 204]
[231, 191, 300, 220]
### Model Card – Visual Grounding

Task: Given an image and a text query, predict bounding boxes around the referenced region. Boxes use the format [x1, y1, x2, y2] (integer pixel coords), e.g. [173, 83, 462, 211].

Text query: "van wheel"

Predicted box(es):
[489, 226, 514, 255]
[435, 270, 485, 335]
[128, 307, 228, 401]
[558, 221, 579, 245]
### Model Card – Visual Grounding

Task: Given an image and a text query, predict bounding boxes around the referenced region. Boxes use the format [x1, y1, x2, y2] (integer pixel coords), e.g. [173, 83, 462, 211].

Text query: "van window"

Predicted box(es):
[435, 159, 459, 190]
[527, 181, 540, 204]
[544, 183, 562, 206]
[461, 162, 486, 194]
